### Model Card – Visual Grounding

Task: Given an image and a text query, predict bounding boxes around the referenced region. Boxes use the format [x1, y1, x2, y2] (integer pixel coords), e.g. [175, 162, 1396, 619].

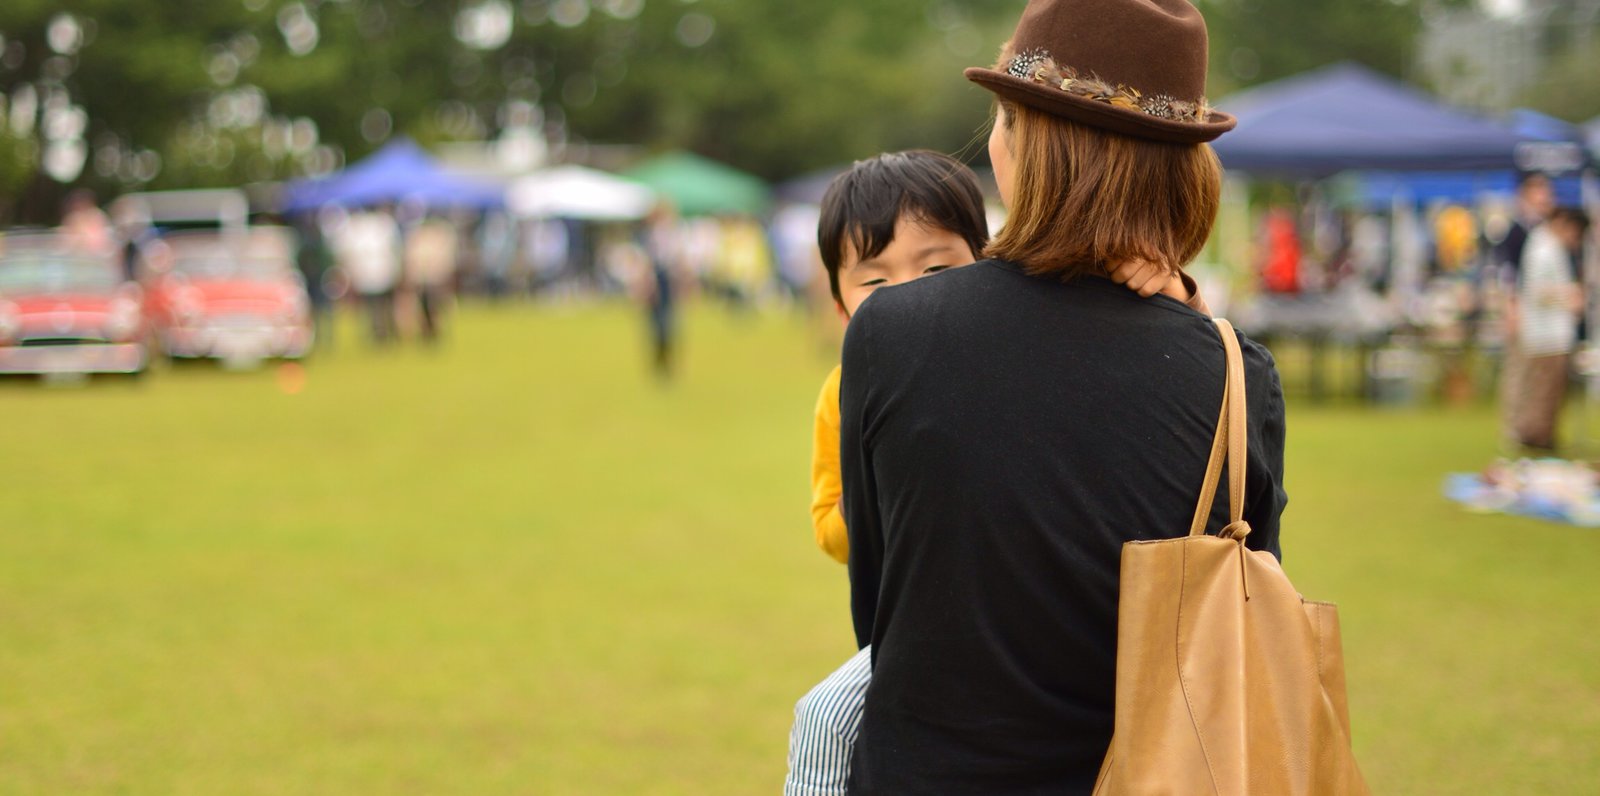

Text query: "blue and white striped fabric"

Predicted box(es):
[785, 646, 873, 796]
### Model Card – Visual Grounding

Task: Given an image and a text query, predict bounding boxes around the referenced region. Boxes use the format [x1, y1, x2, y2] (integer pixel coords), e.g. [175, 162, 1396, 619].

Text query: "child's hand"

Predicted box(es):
[1110, 257, 1207, 314]
[1108, 258, 1172, 298]
[1157, 273, 1195, 303]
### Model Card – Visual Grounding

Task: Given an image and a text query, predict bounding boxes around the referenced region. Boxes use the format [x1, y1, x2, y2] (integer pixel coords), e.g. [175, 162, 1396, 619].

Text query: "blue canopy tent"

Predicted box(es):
[1209, 64, 1548, 402]
[281, 138, 504, 212]
[1210, 65, 1600, 407]
[1320, 108, 1590, 209]
[1331, 170, 1585, 210]
[1212, 63, 1528, 176]
[1509, 108, 1584, 145]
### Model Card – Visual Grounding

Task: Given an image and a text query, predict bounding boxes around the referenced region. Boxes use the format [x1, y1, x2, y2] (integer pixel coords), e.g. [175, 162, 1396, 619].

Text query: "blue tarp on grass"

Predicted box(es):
[1444, 472, 1600, 527]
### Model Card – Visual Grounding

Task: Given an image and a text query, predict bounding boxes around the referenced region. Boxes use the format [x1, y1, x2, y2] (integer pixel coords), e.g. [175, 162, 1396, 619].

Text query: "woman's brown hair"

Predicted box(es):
[986, 99, 1222, 280]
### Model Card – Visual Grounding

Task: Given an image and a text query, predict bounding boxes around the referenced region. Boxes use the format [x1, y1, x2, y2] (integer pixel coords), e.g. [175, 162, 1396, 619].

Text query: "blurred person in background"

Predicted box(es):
[1350, 212, 1390, 292]
[113, 201, 156, 283]
[1498, 173, 1557, 288]
[404, 213, 459, 344]
[478, 210, 516, 300]
[1435, 204, 1478, 276]
[337, 207, 403, 345]
[567, 220, 598, 293]
[524, 218, 570, 297]
[1257, 206, 1301, 293]
[679, 216, 720, 296]
[60, 189, 114, 256]
[639, 203, 683, 381]
[294, 211, 335, 349]
[1512, 207, 1590, 453]
[714, 216, 774, 315]
[1498, 173, 1558, 449]
[772, 203, 823, 311]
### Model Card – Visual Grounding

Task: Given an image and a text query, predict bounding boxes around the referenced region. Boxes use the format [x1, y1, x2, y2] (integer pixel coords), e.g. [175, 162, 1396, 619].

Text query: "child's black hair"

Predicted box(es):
[1552, 206, 1590, 232]
[817, 150, 989, 306]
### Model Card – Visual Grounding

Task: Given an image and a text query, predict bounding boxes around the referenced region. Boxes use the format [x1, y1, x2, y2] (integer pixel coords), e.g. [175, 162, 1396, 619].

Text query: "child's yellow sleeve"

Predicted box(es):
[810, 365, 849, 564]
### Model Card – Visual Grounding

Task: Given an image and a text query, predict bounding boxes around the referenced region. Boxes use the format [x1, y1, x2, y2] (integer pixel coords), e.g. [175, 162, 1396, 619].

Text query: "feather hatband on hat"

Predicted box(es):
[1003, 48, 1212, 124]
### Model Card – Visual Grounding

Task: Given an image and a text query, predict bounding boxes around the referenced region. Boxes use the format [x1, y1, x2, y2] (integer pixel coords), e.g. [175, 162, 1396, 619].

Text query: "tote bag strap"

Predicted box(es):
[1187, 318, 1249, 538]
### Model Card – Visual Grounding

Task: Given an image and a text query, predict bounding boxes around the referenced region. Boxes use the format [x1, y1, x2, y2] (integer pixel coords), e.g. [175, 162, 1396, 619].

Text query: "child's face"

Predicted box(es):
[837, 215, 977, 318]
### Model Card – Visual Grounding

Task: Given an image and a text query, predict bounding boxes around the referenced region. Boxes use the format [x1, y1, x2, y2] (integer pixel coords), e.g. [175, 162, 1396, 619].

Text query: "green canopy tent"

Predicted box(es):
[621, 151, 771, 217]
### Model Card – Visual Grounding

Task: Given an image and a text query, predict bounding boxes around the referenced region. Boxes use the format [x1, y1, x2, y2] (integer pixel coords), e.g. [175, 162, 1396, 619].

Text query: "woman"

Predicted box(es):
[838, 0, 1287, 792]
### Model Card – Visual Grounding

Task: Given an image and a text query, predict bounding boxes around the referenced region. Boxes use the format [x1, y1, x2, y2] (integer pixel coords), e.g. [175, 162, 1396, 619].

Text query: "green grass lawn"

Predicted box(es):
[2, 302, 1597, 794]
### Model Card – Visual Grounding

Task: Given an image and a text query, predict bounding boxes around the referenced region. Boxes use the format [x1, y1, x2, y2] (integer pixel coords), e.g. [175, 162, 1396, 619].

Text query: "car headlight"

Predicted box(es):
[284, 292, 309, 322]
[172, 289, 203, 324]
[0, 300, 18, 342]
[105, 297, 142, 341]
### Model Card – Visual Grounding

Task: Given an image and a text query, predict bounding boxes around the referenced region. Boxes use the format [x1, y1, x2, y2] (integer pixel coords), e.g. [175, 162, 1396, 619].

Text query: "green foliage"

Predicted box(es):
[1521, 16, 1600, 123]
[0, 0, 1023, 205]
[1524, 47, 1600, 123]
[0, 126, 37, 211]
[1195, 0, 1436, 94]
[556, 0, 1020, 177]
[1, 0, 1561, 209]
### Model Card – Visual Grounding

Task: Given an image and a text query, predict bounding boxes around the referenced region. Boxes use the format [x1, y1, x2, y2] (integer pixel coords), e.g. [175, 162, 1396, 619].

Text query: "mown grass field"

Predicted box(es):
[2, 302, 1598, 794]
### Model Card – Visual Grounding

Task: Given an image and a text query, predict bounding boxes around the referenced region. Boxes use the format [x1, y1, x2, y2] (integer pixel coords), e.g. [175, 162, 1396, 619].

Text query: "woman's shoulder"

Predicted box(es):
[1229, 326, 1285, 412]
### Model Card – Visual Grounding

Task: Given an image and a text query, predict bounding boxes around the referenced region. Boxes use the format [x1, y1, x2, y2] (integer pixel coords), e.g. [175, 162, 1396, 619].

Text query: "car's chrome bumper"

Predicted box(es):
[0, 343, 147, 374]
[163, 323, 312, 359]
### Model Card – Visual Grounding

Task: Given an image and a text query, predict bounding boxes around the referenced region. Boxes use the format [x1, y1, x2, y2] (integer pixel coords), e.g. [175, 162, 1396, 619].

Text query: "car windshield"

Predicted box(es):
[0, 253, 122, 294]
[172, 255, 290, 281]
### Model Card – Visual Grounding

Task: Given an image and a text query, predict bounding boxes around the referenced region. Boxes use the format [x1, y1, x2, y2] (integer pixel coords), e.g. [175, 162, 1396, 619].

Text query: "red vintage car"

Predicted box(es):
[144, 228, 313, 364]
[0, 233, 148, 376]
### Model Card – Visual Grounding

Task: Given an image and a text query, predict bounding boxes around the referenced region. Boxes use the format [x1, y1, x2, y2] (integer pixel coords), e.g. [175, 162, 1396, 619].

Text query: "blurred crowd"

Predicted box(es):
[1242, 172, 1593, 451]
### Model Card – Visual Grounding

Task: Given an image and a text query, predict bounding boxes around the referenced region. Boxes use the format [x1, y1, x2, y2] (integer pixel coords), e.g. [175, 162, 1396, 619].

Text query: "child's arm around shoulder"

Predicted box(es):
[810, 365, 849, 564]
[1108, 259, 1212, 316]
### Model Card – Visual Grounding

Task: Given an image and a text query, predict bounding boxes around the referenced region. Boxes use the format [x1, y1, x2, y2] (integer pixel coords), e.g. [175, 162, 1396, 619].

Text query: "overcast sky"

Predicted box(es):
[1481, 0, 1527, 19]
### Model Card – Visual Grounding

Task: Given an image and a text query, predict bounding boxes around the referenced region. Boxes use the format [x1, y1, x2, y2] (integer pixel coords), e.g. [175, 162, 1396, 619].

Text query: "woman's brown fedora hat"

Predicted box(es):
[965, 0, 1235, 144]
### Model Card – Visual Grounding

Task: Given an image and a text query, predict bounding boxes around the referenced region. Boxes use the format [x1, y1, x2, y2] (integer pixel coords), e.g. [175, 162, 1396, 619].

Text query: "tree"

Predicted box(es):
[1194, 0, 1447, 95]
[1, 0, 1504, 225]
[0, 0, 1030, 222]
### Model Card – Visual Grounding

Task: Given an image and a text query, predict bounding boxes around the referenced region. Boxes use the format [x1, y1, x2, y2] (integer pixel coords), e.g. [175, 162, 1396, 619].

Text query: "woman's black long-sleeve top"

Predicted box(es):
[840, 259, 1287, 794]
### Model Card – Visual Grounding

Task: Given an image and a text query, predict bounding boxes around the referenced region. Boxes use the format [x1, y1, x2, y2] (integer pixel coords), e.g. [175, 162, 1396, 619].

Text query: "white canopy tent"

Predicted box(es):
[507, 165, 657, 221]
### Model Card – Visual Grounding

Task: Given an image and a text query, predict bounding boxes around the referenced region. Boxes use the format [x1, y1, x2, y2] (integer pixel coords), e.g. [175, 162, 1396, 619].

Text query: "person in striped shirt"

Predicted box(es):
[1512, 207, 1591, 452]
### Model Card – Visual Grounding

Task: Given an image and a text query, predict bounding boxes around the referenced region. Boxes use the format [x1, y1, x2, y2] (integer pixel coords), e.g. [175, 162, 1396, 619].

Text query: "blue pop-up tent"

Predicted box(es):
[1509, 108, 1585, 144]
[1212, 63, 1528, 176]
[1326, 107, 1590, 209]
[281, 138, 504, 212]
[1332, 170, 1585, 210]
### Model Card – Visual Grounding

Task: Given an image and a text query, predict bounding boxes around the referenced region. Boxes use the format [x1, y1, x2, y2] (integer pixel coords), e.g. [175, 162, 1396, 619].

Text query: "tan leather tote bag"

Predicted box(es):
[1093, 319, 1369, 795]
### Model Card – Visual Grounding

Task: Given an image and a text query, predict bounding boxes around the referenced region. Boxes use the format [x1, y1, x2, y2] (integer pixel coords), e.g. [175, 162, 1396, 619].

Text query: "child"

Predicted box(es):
[787, 150, 1207, 795]
[807, 151, 990, 566]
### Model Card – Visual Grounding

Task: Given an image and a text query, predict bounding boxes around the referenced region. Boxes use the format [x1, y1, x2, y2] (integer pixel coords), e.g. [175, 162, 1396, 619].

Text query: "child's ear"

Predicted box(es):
[836, 301, 850, 325]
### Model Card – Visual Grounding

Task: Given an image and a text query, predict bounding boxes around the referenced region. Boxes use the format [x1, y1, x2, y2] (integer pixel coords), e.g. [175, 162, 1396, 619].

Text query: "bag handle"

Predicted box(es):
[1186, 318, 1250, 540]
